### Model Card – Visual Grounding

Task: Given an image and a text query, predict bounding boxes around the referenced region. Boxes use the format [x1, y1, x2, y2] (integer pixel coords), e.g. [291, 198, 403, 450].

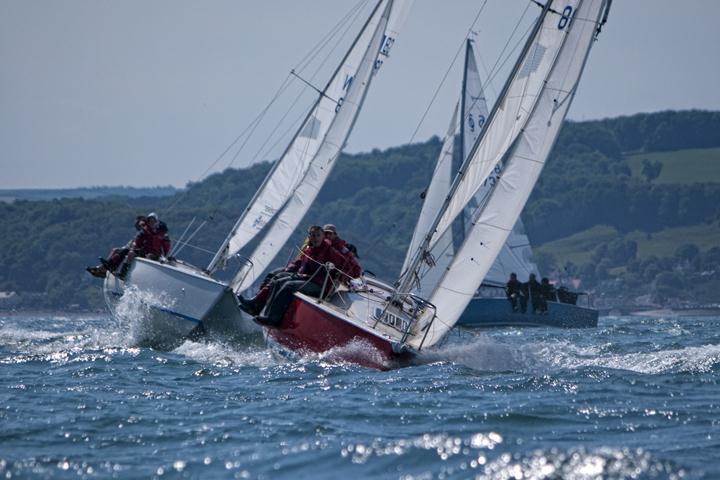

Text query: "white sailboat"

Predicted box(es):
[103, 0, 410, 348]
[404, 38, 597, 328]
[262, 0, 611, 368]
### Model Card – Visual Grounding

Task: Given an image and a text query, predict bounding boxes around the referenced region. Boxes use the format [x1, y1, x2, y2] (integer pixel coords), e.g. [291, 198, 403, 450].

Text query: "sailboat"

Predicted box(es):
[262, 0, 612, 368]
[405, 39, 598, 329]
[102, 0, 410, 348]
[457, 216, 599, 328]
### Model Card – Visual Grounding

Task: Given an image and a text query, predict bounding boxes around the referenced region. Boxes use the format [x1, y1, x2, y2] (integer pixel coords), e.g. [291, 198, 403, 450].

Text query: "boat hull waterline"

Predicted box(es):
[103, 258, 258, 348]
[264, 293, 415, 370]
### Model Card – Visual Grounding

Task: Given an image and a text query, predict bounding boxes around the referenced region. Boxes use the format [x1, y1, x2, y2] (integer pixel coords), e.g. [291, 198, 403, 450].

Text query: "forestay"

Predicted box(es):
[231, 0, 405, 292]
[411, 0, 609, 349]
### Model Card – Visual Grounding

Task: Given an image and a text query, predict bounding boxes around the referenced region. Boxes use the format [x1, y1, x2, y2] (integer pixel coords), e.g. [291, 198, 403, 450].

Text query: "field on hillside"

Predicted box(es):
[627, 147, 720, 184]
[536, 222, 720, 266]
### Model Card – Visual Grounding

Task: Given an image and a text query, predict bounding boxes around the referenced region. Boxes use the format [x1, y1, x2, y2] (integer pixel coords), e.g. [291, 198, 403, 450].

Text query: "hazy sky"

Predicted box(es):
[2, 1, 719, 189]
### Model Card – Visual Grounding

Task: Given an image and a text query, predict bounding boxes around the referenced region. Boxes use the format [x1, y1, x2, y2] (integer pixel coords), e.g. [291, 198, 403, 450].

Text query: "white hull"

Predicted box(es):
[103, 258, 258, 348]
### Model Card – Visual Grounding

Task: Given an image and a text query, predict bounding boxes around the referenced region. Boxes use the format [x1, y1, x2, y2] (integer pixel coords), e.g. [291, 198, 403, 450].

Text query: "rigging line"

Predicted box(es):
[171, 241, 217, 256]
[407, 0, 489, 144]
[293, 0, 370, 74]
[163, 71, 294, 214]
[485, 2, 533, 89]
[166, 1, 367, 214]
[246, 1, 368, 168]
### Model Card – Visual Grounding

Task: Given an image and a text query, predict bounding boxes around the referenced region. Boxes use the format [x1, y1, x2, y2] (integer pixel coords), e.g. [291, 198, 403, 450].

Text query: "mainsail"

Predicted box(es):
[206, 0, 409, 283]
[226, 0, 407, 291]
[404, 0, 609, 349]
[401, 40, 489, 296]
[459, 41, 539, 288]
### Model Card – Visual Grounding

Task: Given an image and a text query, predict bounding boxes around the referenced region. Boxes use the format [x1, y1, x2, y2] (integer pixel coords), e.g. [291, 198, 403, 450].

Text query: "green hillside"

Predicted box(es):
[537, 222, 720, 266]
[2, 110, 720, 310]
[627, 147, 720, 184]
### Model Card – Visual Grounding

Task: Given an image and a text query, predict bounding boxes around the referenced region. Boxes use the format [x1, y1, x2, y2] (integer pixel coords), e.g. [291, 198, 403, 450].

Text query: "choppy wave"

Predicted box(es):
[172, 339, 275, 370]
[420, 333, 720, 375]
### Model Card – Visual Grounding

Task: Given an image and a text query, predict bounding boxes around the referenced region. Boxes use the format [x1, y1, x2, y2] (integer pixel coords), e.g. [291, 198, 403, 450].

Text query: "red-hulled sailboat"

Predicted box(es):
[261, 0, 612, 368]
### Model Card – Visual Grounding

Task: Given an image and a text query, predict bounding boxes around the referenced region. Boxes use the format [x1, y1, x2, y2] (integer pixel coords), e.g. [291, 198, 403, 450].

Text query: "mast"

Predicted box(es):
[395, 0, 554, 297]
[207, 0, 386, 272]
[457, 39, 471, 238]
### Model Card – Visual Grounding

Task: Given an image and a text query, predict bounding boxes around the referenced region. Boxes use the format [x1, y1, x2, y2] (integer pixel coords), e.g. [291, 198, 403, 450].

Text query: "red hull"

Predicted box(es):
[265, 296, 412, 370]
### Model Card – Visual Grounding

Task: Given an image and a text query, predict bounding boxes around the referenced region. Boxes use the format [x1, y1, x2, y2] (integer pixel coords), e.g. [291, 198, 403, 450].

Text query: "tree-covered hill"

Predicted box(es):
[1, 110, 719, 310]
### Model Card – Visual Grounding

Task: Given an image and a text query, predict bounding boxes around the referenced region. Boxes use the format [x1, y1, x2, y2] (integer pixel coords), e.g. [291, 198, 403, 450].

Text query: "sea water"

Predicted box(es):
[1, 312, 718, 479]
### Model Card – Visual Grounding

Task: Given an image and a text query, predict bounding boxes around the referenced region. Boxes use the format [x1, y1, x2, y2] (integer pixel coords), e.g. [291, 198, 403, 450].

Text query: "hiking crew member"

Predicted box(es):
[86, 212, 171, 279]
[86, 215, 146, 278]
[539, 277, 556, 313]
[323, 224, 361, 277]
[525, 273, 543, 314]
[505, 272, 525, 313]
[254, 225, 358, 326]
[238, 247, 307, 316]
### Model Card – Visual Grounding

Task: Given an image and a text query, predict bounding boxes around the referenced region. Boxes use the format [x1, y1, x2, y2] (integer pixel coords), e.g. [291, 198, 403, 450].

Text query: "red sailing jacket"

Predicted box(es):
[151, 232, 171, 257]
[133, 225, 155, 255]
[298, 239, 358, 287]
[330, 237, 361, 278]
[133, 225, 170, 257]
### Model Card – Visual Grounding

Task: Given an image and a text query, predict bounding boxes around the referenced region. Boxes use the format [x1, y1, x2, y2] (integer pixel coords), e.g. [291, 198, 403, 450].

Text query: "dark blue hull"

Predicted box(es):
[458, 297, 598, 328]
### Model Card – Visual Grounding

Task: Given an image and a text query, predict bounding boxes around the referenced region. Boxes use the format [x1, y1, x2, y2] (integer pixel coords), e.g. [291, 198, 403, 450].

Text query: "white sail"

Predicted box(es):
[232, 0, 398, 292]
[400, 103, 458, 296]
[427, 2, 579, 253]
[461, 41, 489, 171]
[458, 43, 537, 288]
[211, 0, 409, 271]
[483, 218, 539, 286]
[457, 43, 538, 289]
[411, 0, 609, 349]
[403, 40, 490, 296]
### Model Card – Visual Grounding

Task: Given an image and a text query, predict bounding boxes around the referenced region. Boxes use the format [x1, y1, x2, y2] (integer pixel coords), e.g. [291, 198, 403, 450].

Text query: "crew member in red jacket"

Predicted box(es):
[149, 221, 171, 260]
[253, 225, 356, 326]
[238, 241, 306, 316]
[323, 224, 361, 278]
[86, 215, 146, 278]
[118, 213, 170, 277]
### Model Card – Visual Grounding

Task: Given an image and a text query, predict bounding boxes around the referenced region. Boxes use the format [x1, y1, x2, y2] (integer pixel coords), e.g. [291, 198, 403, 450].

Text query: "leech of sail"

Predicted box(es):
[207, 0, 389, 273]
[231, 0, 399, 292]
